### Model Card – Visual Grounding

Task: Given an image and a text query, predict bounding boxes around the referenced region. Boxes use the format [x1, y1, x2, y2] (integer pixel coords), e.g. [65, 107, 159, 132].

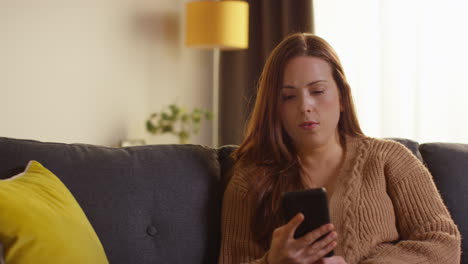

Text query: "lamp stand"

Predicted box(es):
[212, 48, 220, 148]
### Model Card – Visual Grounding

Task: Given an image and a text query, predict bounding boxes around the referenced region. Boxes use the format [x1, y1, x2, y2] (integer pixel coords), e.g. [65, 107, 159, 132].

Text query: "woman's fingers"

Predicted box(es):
[271, 213, 304, 247]
[314, 239, 337, 257]
[300, 228, 338, 262]
[284, 213, 305, 239]
[296, 223, 335, 247]
[308, 231, 337, 250]
[304, 240, 337, 263]
[268, 213, 305, 264]
[268, 217, 341, 264]
[320, 256, 347, 264]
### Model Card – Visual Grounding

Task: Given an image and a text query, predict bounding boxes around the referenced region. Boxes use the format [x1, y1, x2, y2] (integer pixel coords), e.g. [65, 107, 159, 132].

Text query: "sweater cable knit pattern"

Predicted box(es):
[339, 137, 371, 260]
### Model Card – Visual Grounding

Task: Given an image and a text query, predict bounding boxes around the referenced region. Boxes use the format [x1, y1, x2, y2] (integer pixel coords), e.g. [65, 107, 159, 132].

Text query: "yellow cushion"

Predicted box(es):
[0, 161, 108, 264]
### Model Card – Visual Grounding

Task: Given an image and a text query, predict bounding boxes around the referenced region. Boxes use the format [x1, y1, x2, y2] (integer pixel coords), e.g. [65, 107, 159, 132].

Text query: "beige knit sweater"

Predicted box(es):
[218, 136, 461, 264]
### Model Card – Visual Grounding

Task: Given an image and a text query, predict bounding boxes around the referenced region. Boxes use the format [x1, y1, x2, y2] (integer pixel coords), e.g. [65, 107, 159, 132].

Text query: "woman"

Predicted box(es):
[218, 33, 461, 264]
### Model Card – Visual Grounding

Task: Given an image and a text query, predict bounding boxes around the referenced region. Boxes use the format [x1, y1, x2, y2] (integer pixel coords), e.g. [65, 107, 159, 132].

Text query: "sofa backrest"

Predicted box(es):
[0, 137, 222, 264]
[419, 142, 468, 263]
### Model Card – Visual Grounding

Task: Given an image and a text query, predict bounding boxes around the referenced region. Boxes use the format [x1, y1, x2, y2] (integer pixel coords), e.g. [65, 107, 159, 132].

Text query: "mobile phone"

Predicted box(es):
[281, 188, 334, 257]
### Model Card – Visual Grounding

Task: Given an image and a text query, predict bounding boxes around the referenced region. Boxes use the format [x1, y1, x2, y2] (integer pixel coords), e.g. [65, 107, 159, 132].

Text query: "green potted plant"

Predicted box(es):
[146, 104, 212, 144]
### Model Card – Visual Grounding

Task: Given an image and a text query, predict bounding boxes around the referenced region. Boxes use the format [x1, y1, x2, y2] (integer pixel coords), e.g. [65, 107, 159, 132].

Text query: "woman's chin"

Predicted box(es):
[294, 133, 340, 151]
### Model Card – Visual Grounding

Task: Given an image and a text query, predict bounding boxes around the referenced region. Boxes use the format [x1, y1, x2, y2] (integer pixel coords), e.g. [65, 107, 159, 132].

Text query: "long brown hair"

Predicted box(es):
[231, 33, 364, 249]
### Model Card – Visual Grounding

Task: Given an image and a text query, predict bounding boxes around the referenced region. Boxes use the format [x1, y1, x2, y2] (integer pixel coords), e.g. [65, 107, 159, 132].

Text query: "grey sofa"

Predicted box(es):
[0, 136, 466, 263]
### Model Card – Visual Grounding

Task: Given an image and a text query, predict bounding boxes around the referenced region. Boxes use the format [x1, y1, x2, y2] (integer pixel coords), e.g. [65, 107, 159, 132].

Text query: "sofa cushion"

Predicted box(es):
[419, 142, 468, 263]
[0, 160, 108, 264]
[0, 137, 222, 264]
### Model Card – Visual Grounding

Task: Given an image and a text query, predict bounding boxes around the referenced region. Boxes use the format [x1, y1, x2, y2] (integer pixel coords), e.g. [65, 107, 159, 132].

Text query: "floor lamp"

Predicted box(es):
[185, 0, 249, 148]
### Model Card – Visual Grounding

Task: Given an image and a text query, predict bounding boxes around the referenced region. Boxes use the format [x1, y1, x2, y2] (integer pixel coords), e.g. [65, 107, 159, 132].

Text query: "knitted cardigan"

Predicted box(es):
[218, 136, 461, 264]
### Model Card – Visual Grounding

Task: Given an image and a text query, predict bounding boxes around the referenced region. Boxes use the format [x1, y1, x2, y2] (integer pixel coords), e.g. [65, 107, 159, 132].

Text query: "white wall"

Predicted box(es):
[0, 0, 213, 147]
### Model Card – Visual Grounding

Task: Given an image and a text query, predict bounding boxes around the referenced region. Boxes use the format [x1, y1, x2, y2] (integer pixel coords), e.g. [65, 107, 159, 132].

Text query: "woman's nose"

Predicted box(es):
[299, 95, 314, 113]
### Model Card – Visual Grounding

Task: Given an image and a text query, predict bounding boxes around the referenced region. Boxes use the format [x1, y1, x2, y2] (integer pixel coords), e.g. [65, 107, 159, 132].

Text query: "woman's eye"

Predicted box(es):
[311, 90, 325, 95]
[282, 95, 295, 100]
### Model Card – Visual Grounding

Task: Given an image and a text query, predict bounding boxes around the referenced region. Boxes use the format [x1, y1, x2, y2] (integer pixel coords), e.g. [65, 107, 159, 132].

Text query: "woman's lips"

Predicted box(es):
[299, 121, 319, 130]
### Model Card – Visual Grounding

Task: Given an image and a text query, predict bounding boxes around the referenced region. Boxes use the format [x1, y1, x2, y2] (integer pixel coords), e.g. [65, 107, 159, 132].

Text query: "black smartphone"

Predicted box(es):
[281, 188, 334, 257]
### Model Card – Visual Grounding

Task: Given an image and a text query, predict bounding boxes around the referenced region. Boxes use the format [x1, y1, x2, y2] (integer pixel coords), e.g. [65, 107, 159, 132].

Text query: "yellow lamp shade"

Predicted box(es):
[185, 1, 249, 50]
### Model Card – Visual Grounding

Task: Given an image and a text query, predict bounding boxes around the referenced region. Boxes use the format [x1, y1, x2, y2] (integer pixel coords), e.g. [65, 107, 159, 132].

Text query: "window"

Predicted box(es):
[315, 0, 468, 143]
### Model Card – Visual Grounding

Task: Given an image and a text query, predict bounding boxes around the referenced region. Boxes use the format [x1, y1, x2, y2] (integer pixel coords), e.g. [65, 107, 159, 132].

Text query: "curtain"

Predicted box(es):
[218, 0, 314, 146]
[315, 0, 468, 143]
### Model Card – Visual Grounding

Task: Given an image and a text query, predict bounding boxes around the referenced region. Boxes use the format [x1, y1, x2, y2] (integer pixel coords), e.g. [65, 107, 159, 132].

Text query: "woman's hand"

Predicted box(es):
[266, 213, 338, 264]
[315, 256, 348, 264]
